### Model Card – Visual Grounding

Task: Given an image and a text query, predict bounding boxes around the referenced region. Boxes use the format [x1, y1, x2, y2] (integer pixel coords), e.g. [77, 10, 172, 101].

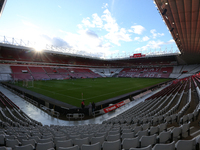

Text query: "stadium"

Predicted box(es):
[0, 0, 200, 150]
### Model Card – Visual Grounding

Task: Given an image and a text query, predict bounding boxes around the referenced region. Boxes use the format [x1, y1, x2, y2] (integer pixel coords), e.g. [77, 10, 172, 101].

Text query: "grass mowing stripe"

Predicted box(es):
[15, 78, 170, 106]
[32, 87, 80, 100]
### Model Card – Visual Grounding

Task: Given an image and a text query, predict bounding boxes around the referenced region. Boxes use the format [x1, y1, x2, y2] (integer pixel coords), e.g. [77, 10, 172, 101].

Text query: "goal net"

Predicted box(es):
[23, 80, 34, 88]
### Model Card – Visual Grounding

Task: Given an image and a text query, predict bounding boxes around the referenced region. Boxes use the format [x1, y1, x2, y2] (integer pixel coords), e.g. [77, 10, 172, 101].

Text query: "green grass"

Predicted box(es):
[15, 78, 170, 107]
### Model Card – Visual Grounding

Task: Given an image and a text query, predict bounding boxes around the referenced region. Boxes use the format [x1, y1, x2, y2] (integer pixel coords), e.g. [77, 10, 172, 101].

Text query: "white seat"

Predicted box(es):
[158, 123, 167, 133]
[56, 139, 73, 149]
[170, 114, 177, 123]
[181, 123, 190, 138]
[122, 137, 139, 150]
[0, 134, 5, 145]
[42, 135, 53, 139]
[0, 146, 8, 150]
[54, 136, 68, 143]
[122, 129, 132, 133]
[17, 135, 28, 142]
[121, 132, 135, 140]
[131, 124, 137, 129]
[69, 135, 81, 144]
[152, 141, 175, 150]
[81, 133, 94, 142]
[5, 135, 17, 140]
[57, 145, 79, 150]
[149, 126, 159, 135]
[157, 131, 171, 144]
[13, 144, 34, 150]
[142, 123, 150, 130]
[36, 141, 54, 150]
[137, 130, 148, 139]
[22, 139, 36, 147]
[108, 130, 119, 135]
[102, 139, 121, 150]
[95, 132, 107, 139]
[129, 145, 152, 150]
[6, 139, 21, 149]
[82, 142, 101, 150]
[29, 136, 40, 142]
[141, 118, 148, 124]
[152, 117, 158, 125]
[91, 136, 105, 146]
[133, 126, 142, 134]
[187, 113, 193, 121]
[140, 134, 156, 148]
[171, 127, 181, 141]
[164, 116, 171, 123]
[31, 133, 42, 138]
[158, 116, 164, 123]
[175, 139, 195, 150]
[38, 138, 52, 143]
[180, 115, 188, 124]
[196, 136, 200, 150]
[74, 137, 89, 150]
[133, 118, 139, 124]
[107, 133, 120, 141]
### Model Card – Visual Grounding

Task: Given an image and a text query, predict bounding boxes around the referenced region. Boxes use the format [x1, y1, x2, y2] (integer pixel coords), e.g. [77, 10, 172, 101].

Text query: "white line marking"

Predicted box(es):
[27, 79, 166, 101]
[32, 87, 80, 100]
[85, 83, 156, 100]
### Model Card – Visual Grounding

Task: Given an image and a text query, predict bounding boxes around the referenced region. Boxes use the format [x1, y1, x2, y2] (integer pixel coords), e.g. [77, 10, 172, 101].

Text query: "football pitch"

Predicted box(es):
[16, 78, 170, 107]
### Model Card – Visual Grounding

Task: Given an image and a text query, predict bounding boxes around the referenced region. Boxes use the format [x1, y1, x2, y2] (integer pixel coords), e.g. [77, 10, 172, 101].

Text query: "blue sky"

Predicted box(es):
[0, 0, 179, 58]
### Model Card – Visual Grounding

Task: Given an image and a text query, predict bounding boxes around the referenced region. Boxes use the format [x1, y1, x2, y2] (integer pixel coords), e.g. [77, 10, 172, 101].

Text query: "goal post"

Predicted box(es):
[23, 80, 34, 88]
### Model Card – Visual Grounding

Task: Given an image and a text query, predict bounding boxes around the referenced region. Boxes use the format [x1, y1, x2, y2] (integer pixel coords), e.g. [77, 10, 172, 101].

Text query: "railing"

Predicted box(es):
[23, 96, 38, 107]
[92, 109, 104, 117]
[66, 113, 85, 120]
[40, 104, 60, 118]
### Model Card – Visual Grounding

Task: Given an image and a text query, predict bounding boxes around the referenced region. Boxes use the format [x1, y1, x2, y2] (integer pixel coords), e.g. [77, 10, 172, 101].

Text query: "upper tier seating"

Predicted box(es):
[118, 67, 173, 78]
[28, 67, 46, 73]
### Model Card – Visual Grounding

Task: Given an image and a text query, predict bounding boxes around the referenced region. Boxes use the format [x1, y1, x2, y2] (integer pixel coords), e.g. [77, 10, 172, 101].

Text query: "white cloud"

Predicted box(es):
[81, 13, 103, 28]
[142, 36, 150, 41]
[22, 20, 39, 29]
[79, 8, 131, 46]
[57, 29, 114, 56]
[77, 24, 83, 29]
[134, 36, 149, 42]
[92, 13, 103, 28]
[16, 14, 28, 19]
[128, 29, 133, 33]
[167, 39, 175, 44]
[101, 9, 132, 45]
[135, 39, 175, 53]
[134, 37, 140, 41]
[82, 17, 95, 28]
[104, 28, 132, 46]
[150, 29, 164, 39]
[131, 25, 145, 35]
[102, 9, 119, 33]
[102, 3, 108, 9]
[58, 5, 61, 8]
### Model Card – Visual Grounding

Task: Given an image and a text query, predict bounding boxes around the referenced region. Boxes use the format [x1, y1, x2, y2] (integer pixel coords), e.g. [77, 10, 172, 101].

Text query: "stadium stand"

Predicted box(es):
[1, 62, 200, 150]
[0, 74, 200, 149]
[1, 0, 200, 148]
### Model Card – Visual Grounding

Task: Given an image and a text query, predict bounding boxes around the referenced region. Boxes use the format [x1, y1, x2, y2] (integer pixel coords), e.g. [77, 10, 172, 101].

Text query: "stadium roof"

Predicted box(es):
[0, 0, 7, 18]
[155, 0, 200, 55]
